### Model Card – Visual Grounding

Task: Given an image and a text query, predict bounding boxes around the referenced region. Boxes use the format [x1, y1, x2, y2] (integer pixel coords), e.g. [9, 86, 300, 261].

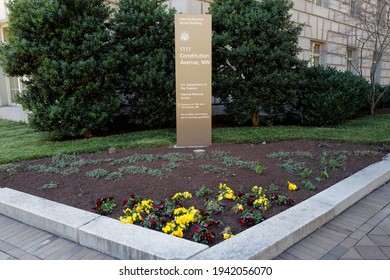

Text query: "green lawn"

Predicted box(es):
[0, 113, 389, 164]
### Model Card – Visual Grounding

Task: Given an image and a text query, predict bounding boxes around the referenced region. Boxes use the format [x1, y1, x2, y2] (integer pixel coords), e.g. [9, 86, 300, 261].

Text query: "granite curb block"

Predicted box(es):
[0, 154, 389, 260]
[78, 216, 208, 260]
[190, 154, 390, 259]
[0, 188, 208, 260]
[0, 187, 99, 242]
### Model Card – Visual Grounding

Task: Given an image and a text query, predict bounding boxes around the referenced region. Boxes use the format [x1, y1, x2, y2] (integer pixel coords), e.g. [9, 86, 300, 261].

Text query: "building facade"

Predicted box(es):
[1, 0, 389, 121]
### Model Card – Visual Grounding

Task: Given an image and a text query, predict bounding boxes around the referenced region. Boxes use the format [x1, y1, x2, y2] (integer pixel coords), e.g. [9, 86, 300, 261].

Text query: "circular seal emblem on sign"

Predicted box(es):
[180, 31, 190, 42]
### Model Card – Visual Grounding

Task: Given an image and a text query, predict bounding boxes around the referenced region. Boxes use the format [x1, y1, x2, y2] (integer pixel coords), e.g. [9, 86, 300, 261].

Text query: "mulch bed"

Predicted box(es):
[1, 138, 388, 245]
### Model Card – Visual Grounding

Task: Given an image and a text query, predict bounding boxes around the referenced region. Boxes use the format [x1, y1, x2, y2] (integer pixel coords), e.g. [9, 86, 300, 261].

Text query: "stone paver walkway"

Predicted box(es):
[275, 181, 390, 260]
[0, 214, 116, 260]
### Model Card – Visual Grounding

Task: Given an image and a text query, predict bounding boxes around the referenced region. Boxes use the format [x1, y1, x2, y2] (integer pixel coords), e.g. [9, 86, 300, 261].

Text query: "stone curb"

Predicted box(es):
[0, 154, 389, 260]
[191, 154, 390, 259]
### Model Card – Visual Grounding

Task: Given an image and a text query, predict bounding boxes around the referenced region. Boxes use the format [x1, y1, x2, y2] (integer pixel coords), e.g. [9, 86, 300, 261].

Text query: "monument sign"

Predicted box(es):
[175, 14, 212, 147]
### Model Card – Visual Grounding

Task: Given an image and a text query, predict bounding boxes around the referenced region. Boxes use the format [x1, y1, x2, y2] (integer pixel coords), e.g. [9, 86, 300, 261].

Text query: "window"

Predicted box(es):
[311, 0, 322, 6]
[346, 48, 354, 72]
[1, 27, 9, 42]
[350, 0, 357, 17]
[8, 77, 19, 103]
[309, 42, 321, 66]
[8, 77, 25, 104]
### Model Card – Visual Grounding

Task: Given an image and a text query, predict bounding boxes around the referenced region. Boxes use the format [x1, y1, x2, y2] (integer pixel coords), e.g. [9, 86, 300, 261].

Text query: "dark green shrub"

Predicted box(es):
[291, 66, 370, 126]
[0, 0, 122, 138]
[111, 0, 176, 129]
[210, 0, 305, 126]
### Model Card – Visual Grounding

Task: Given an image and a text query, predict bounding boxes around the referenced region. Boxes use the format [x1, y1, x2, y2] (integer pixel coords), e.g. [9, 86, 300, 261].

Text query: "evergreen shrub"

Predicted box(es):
[291, 65, 370, 126]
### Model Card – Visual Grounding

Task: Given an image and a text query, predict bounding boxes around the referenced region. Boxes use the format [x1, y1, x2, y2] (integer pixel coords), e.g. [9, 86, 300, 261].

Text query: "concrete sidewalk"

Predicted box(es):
[0, 214, 116, 260]
[274, 181, 390, 260]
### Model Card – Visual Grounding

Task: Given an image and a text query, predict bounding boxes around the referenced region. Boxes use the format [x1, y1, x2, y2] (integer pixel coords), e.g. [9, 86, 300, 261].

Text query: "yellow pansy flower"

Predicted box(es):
[287, 181, 298, 191]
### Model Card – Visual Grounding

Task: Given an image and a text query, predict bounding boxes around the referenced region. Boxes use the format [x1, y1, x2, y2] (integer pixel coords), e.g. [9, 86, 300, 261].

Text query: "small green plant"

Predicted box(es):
[0, 163, 20, 174]
[86, 168, 109, 178]
[321, 169, 329, 179]
[320, 151, 328, 166]
[266, 151, 290, 159]
[328, 153, 348, 169]
[38, 181, 59, 190]
[92, 196, 117, 215]
[196, 185, 214, 197]
[204, 198, 226, 214]
[270, 194, 295, 205]
[51, 154, 80, 168]
[268, 183, 279, 192]
[59, 167, 80, 176]
[147, 168, 164, 178]
[199, 164, 229, 176]
[255, 164, 267, 174]
[299, 168, 312, 179]
[277, 159, 306, 173]
[302, 181, 316, 191]
[239, 209, 265, 227]
[354, 150, 382, 157]
[292, 150, 313, 159]
[105, 171, 123, 181]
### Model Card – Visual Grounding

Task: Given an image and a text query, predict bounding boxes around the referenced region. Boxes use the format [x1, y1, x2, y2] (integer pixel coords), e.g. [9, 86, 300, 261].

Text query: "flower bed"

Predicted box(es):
[93, 182, 302, 245]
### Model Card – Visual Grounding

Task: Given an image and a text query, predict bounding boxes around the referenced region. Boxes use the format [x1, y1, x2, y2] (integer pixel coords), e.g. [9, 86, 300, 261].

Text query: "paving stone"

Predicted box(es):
[368, 234, 390, 246]
[328, 244, 349, 258]
[356, 236, 376, 246]
[5, 226, 39, 245]
[341, 211, 371, 223]
[323, 222, 353, 235]
[380, 247, 390, 258]
[357, 223, 376, 234]
[0, 251, 11, 260]
[13, 229, 49, 248]
[316, 227, 348, 242]
[44, 240, 82, 260]
[299, 234, 338, 250]
[296, 239, 330, 255]
[67, 247, 98, 260]
[338, 212, 368, 224]
[283, 245, 321, 260]
[320, 253, 338, 260]
[274, 252, 300, 260]
[339, 248, 364, 260]
[327, 218, 362, 232]
[0, 240, 16, 252]
[25, 235, 58, 253]
[0, 223, 27, 239]
[378, 217, 390, 235]
[34, 238, 71, 259]
[367, 211, 390, 224]
[339, 237, 359, 249]
[55, 244, 86, 260]
[369, 226, 388, 235]
[17, 252, 42, 260]
[355, 246, 388, 260]
[6, 246, 38, 259]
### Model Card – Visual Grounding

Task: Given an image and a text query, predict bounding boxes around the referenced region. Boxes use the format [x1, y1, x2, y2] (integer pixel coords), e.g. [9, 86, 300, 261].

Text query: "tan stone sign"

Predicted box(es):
[175, 14, 212, 147]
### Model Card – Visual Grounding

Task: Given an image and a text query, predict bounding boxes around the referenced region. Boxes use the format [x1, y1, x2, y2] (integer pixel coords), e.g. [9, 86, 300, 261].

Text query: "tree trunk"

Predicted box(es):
[251, 112, 260, 127]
